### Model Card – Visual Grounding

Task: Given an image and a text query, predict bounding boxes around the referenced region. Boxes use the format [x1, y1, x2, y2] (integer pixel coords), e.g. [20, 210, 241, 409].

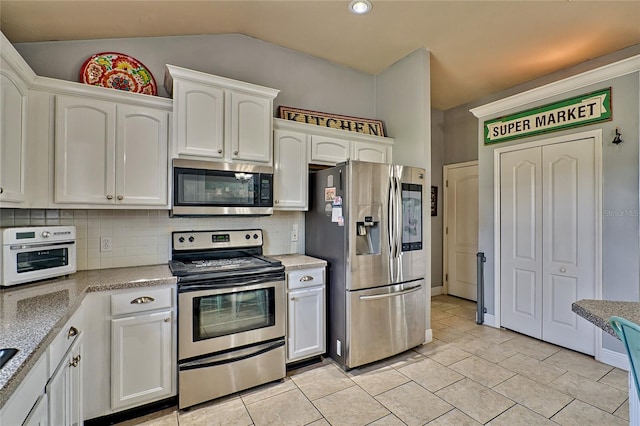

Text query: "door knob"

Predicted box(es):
[218, 149, 223, 154]
[560, 267, 567, 273]
[117, 195, 123, 201]
[106, 194, 113, 200]
[233, 151, 239, 155]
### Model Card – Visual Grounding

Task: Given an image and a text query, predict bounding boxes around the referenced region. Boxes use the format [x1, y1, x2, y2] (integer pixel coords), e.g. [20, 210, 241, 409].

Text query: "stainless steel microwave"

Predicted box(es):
[172, 159, 274, 216]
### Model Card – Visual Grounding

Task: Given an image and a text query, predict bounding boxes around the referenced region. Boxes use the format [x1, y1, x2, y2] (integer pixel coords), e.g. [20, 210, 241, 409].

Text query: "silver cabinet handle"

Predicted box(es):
[117, 195, 123, 200]
[0, 187, 3, 194]
[106, 195, 113, 200]
[69, 354, 81, 368]
[130, 296, 155, 304]
[299, 275, 314, 282]
[560, 267, 567, 273]
[275, 200, 279, 204]
[290, 296, 297, 301]
[233, 150, 239, 155]
[217, 149, 223, 154]
[67, 326, 78, 339]
[164, 317, 171, 323]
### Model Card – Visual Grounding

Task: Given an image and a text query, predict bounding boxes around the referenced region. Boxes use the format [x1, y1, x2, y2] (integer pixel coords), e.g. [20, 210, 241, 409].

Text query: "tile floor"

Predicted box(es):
[119, 295, 630, 425]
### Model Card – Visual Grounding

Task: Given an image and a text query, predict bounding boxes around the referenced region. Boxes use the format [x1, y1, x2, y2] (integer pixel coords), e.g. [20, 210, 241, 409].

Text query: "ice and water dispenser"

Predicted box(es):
[355, 215, 380, 255]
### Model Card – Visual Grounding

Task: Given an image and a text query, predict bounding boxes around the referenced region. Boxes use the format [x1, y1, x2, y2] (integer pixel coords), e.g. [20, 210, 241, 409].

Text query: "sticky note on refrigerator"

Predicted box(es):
[332, 206, 342, 223]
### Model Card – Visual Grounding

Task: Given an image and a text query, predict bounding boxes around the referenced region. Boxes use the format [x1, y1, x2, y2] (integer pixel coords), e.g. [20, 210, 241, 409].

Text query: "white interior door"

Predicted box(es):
[541, 138, 596, 354]
[445, 163, 479, 300]
[500, 148, 543, 339]
[500, 136, 596, 355]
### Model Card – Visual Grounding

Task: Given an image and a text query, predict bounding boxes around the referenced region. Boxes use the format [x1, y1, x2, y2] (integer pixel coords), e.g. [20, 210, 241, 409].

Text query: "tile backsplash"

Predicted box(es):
[0, 209, 305, 271]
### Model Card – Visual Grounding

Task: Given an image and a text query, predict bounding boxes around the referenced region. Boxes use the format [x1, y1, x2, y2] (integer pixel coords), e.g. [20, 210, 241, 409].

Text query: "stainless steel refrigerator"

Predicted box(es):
[305, 160, 427, 369]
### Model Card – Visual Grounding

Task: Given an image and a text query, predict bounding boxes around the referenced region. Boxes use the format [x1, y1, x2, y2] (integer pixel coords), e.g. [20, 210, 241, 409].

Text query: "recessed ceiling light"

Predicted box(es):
[348, 0, 372, 15]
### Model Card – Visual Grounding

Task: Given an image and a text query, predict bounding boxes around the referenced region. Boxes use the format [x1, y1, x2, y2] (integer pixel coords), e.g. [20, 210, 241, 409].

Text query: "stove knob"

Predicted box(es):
[188, 236, 195, 243]
[245, 234, 251, 240]
[178, 237, 185, 243]
[41, 231, 51, 238]
[253, 233, 259, 239]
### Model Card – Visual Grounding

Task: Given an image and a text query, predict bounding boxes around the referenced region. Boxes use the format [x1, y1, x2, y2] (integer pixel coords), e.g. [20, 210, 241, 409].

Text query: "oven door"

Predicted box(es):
[2, 242, 77, 286]
[178, 278, 285, 360]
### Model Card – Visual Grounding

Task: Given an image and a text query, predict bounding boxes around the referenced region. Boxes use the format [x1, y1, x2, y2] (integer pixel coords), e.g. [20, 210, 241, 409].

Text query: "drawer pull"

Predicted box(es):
[67, 326, 78, 339]
[299, 276, 314, 282]
[131, 296, 155, 304]
[164, 317, 171, 323]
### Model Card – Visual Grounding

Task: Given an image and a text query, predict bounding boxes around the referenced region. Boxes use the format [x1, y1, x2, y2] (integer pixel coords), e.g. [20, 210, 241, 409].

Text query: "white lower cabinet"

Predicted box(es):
[23, 393, 48, 426]
[83, 285, 176, 421]
[111, 310, 173, 410]
[47, 333, 83, 426]
[286, 267, 326, 363]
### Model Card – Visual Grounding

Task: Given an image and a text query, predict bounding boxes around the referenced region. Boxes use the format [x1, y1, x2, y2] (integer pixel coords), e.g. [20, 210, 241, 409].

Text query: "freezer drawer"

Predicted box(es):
[347, 279, 426, 368]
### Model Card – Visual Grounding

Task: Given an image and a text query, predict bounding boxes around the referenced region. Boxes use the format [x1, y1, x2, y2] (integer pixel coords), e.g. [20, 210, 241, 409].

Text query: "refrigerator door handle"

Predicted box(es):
[394, 174, 403, 281]
[358, 284, 422, 301]
[387, 176, 396, 260]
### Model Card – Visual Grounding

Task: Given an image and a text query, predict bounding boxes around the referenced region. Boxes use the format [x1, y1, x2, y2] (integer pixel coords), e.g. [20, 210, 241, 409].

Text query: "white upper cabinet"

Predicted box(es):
[351, 141, 391, 163]
[165, 65, 279, 165]
[274, 129, 308, 210]
[116, 104, 169, 206]
[0, 33, 34, 206]
[55, 96, 116, 205]
[55, 94, 170, 207]
[173, 79, 224, 158]
[310, 135, 350, 165]
[229, 91, 272, 163]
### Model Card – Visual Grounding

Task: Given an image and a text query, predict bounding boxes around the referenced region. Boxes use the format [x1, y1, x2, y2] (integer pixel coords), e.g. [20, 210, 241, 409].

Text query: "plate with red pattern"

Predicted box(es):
[79, 52, 157, 96]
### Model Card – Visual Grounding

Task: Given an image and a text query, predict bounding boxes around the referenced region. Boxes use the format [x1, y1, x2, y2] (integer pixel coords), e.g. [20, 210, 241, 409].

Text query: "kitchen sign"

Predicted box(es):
[484, 88, 611, 145]
[278, 106, 386, 136]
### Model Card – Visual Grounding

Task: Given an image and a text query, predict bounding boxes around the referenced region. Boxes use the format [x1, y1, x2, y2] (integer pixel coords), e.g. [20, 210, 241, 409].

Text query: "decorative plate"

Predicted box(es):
[79, 52, 157, 96]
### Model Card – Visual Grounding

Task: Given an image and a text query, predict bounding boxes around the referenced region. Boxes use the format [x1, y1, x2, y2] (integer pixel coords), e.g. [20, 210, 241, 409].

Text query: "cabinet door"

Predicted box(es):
[309, 135, 349, 165]
[116, 105, 169, 206]
[0, 68, 27, 203]
[287, 286, 325, 362]
[274, 129, 308, 210]
[174, 80, 224, 158]
[351, 141, 391, 164]
[47, 334, 83, 426]
[228, 91, 272, 164]
[23, 394, 47, 426]
[111, 310, 173, 410]
[55, 95, 116, 204]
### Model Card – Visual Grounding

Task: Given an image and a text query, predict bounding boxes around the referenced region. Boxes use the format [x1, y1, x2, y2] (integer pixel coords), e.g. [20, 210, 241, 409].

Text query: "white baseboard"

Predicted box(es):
[597, 347, 629, 370]
[430, 286, 443, 296]
[425, 329, 433, 343]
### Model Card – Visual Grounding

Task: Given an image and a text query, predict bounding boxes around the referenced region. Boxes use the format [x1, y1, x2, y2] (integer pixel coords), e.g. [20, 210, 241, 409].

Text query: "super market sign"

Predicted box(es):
[484, 88, 611, 145]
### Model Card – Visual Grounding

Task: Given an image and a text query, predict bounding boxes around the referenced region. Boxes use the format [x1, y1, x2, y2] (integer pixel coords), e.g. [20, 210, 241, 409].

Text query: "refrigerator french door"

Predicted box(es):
[306, 160, 427, 369]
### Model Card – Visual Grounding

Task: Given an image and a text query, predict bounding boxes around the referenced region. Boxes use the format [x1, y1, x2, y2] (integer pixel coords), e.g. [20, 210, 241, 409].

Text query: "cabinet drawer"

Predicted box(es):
[48, 306, 84, 374]
[111, 287, 173, 316]
[287, 268, 325, 290]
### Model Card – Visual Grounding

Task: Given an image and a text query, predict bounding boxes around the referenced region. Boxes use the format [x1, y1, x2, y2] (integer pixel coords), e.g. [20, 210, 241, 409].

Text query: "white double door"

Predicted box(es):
[500, 136, 597, 355]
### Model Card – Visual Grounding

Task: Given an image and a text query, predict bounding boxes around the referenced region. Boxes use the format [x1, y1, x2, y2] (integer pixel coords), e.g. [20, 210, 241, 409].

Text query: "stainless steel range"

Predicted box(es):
[169, 229, 285, 409]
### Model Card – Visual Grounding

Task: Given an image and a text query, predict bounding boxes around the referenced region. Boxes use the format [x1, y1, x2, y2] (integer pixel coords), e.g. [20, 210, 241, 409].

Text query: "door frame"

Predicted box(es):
[443, 160, 479, 296]
[493, 129, 603, 351]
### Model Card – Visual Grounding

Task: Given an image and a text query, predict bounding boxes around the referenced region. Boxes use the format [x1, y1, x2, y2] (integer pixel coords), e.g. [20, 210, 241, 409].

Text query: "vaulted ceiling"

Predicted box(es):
[1, 0, 639, 110]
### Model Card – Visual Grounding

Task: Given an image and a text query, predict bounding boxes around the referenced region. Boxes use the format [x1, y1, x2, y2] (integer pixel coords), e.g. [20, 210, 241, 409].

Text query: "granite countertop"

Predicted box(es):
[271, 254, 327, 270]
[0, 264, 176, 409]
[572, 299, 640, 338]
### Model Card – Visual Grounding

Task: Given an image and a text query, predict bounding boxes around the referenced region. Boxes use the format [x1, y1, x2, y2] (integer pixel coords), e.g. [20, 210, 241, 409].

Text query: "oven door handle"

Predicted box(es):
[179, 339, 285, 371]
[10, 241, 76, 250]
[178, 275, 281, 292]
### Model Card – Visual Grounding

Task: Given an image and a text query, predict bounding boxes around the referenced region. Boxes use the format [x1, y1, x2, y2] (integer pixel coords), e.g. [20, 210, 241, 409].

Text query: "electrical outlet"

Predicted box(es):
[100, 236, 112, 252]
[291, 224, 299, 242]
